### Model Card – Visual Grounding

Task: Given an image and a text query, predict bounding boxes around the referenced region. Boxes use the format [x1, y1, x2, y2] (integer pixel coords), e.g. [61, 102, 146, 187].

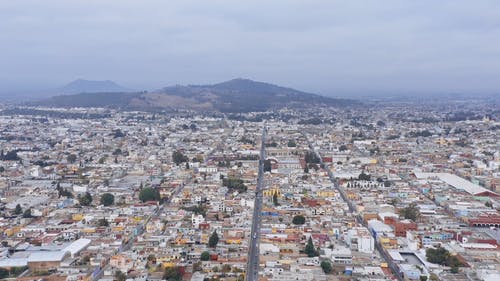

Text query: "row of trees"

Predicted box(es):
[13, 204, 32, 218]
[77, 192, 116, 206]
[12, 192, 113, 217]
[56, 182, 160, 206]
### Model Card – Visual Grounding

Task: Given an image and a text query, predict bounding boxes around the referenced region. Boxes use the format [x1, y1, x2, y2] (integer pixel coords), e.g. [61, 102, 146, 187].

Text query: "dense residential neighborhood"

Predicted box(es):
[0, 101, 498, 281]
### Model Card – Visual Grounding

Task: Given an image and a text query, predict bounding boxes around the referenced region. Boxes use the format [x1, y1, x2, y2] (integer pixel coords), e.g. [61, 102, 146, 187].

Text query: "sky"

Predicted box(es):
[1, 0, 499, 97]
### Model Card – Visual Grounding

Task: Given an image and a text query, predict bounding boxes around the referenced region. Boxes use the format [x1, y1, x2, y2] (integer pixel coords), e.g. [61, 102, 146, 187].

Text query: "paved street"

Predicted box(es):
[245, 124, 267, 281]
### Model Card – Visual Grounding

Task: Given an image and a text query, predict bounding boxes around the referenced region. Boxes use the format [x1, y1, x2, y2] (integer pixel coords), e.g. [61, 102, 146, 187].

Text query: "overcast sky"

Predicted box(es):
[1, 0, 499, 96]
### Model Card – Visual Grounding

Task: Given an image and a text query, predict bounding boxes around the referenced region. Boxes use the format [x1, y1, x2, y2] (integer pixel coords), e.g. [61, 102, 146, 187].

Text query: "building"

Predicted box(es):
[346, 227, 375, 253]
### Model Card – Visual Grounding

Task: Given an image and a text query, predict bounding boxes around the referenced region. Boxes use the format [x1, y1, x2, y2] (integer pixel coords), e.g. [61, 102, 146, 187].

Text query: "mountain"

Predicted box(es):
[37, 92, 142, 108]
[37, 78, 359, 112]
[59, 79, 130, 94]
[146, 78, 358, 112]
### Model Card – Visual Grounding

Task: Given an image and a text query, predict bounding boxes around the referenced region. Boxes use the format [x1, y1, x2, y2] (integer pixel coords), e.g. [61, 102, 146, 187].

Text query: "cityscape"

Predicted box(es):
[0, 98, 498, 281]
[1, 1, 499, 281]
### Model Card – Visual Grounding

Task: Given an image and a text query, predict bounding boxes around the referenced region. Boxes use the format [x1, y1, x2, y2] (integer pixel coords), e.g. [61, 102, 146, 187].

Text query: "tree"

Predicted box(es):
[98, 156, 106, 164]
[273, 193, 279, 206]
[147, 254, 156, 265]
[97, 218, 109, 227]
[22, 208, 32, 218]
[139, 187, 161, 202]
[115, 270, 126, 281]
[321, 260, 332, 273]
[62, 188, 73, 198]
[447, 255, 462, 268]
[2, 150, 20, 161]
[305, 151, 320, 164]
[208, 231, 219, 248]
[172, 150, 189, 165]
[201, 251, 210, 261]
[67, 154, 77, 164]
[0, 268, 8, 279]
[339, 145, 348, 151]
[304, 165, 309, 173]
[389, 198, 399, 206]
[287, 140, 297, 147]
[420, 276, 428, 281]
[163, 266, 182, 281]
[266, 141, 278, 147]
[113, 129, 125, 138]
[264, 159, 272, 172]
[426, 246, 448, 264]
[112, 148, 122, 156]
[425, 246, 462, 269]
[221, 264, 231, 273]
[400, 203, 420, 221]
[9, 266, 28, 277]
[14, 204, 22, 215]
[305, 237, 318, 257]
[358, 172, 371, 181]
[100, 193, 115, 206]
[79, 192, 93, 206]
[292, 215, 306, 225]
[222, 177, 247, 193]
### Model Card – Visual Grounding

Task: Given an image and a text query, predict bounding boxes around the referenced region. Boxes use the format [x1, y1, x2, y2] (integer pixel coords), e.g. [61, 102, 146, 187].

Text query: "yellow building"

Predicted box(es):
[379, 236, 398, 249]
[72, 214, 84, 221]
[4, 227, 20, 236]
[82, 228, 96, 233]
[226, 238, 242, 244]
[316, 190, 336, 197]
[263, 187, 281, 197]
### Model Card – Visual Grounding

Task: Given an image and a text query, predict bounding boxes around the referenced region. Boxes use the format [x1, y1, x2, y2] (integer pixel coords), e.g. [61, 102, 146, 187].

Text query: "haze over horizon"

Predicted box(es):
[1, 0, 500, 98]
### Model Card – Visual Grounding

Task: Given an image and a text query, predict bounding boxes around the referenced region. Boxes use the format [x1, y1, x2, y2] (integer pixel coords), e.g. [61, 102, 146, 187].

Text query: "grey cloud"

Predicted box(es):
[0, 0, 499, 96]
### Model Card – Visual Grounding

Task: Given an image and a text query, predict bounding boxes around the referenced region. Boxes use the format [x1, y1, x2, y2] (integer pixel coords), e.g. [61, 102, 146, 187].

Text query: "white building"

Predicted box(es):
[191, 214, 205, 228]
[346, 227, 375, 253]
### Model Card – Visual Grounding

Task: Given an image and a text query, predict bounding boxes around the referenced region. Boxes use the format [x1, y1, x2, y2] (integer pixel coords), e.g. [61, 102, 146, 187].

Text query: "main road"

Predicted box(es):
[245, 124, 267, 281]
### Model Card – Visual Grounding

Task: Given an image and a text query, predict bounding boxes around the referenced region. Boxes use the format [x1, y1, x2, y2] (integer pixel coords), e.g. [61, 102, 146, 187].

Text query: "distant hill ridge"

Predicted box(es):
[37, 78, 359, 112]
[59, 79, 131, 94]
